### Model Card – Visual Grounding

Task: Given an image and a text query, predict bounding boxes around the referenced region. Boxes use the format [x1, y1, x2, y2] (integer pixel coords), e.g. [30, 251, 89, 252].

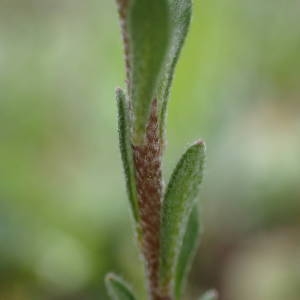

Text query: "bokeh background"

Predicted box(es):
[1, 0, 300, 299]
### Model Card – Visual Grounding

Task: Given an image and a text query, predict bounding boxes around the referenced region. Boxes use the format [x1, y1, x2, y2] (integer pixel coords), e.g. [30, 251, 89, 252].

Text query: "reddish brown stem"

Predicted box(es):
[132, 100, 169, 300]
[116, 2, 174, 299]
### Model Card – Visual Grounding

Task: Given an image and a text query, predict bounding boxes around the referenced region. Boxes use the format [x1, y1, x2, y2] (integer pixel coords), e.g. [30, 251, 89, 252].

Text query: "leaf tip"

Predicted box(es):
[200, 289, 219, 300]
[191, 139, 206, 155]
[116, 87, 125, 98]
[105, 272, 136, 300]
[194, 139, 205, 146]
[105, 272, 116, 284]
[105, 272, 113, 280]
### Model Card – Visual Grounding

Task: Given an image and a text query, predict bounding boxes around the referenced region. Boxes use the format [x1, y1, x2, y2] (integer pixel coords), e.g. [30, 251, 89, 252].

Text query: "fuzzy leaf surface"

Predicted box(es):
[127, 0, 170, 144]
[175, 206, 201, 300]
[199, 290, 219, 300]
[105, 273, 136, 300]
[116, 88, 139, 221]
[160, 141, 206, 292]
[158, 0, 192, 135]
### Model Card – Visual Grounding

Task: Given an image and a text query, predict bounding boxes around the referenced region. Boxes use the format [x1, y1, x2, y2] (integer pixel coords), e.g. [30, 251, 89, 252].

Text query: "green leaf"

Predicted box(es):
[160, 141, 206, 293]
[175, 206, 201, 300]
[127, 0, 170, 144]
[158, 0, 192, 136]
[105, 273, 137, 300]
[116, 88, 139, 221]
[199, 290, 219, 300]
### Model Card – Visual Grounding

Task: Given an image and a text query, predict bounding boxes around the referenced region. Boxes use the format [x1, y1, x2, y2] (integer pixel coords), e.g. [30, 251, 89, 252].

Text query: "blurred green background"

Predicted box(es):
[0, 0, 299, 299]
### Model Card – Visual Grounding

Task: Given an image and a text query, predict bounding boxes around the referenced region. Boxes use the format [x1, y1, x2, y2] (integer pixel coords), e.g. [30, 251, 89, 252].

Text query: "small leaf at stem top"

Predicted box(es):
[127, 0, 170, 144]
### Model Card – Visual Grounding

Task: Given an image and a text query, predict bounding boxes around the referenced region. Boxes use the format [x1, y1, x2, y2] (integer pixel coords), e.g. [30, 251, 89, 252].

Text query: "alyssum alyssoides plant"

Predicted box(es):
[105, 1, 218, 300]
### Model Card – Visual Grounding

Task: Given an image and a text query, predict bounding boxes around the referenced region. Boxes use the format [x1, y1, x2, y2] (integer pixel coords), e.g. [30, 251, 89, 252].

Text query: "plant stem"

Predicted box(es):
[132, 100, 167, 300]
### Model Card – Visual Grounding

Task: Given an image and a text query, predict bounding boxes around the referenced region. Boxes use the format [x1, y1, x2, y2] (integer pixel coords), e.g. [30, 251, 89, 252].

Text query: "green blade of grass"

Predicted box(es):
[160, 141, 206, 295]
[105, 273, 137, 300]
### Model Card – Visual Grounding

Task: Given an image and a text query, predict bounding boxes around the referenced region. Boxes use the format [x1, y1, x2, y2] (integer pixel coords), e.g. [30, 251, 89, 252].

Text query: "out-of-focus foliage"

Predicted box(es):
[0, 0, 299, 299]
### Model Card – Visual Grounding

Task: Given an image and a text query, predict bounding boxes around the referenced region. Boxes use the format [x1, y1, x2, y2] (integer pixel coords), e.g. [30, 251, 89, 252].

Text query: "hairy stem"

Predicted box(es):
[132, 100, 167, 300]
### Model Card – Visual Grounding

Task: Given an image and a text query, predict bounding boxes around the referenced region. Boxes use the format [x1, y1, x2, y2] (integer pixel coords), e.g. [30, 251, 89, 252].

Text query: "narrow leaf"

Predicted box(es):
[160, 141, 206, 293]
[127, 0, 170, 144]
[199, 290, 219, 300]
[116, 88, 139, 221]
[158, 0, 192, 136]
[105, 273, 136, 300]
[175, 206, 201, 300]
